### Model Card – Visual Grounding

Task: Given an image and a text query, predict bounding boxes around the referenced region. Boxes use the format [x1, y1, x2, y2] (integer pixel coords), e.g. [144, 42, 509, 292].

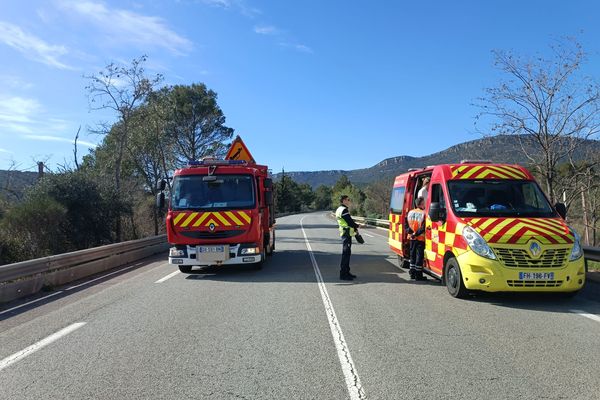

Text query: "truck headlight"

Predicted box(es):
[462, 226, 497, 260]
[569, 228, 583, 261]
[240, 247, 259, 255]
[169, 247, 185, 257]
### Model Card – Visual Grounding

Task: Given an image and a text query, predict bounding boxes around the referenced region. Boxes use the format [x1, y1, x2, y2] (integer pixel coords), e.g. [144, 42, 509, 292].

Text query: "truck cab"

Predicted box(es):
[160, 159, 275, 272]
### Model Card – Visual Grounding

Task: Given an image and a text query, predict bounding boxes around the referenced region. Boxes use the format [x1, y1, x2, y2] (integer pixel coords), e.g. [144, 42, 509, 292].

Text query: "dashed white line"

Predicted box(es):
[300, 216, 366, 400]
[0, 322, 86, 371]
[361, 232, 374, 238]
[571, 310, 600, 323]
[155, 270, 180, 283]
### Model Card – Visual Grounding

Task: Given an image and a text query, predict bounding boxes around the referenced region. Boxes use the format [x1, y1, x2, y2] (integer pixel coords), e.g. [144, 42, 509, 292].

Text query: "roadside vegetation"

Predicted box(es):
[1, 38, 600, 265]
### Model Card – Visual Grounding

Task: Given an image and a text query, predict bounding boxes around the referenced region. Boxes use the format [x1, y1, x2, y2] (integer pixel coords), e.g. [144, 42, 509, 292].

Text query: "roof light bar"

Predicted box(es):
[186, 159, 248, 167]
[460, 160, 492, 164]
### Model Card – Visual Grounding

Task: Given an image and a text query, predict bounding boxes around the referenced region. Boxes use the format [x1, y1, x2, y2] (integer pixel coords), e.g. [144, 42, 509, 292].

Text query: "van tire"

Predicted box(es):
[397, 255, 410, 269]
[444, 258, 468, 299]
[178, 265, 192, 273]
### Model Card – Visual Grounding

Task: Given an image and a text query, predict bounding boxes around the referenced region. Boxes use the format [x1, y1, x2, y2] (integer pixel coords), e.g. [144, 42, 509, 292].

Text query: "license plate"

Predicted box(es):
[519, 272, 554, 280]
[198, 246, 224, 253]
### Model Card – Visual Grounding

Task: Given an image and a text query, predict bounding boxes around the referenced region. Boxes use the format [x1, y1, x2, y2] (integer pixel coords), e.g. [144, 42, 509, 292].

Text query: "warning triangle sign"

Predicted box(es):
[225, 136, 255, 164]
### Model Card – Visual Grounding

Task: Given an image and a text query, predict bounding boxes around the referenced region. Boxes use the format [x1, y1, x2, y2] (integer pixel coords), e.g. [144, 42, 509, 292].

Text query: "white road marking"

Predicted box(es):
[0, 292, 64, 316]
[65, 262, 145, 291]
[571, 310, 600, 323]
[0, 322, 86, 371]
[155, 270, 180, 283]
[300, 216, 366, 400]
[361, 232, 374, 238]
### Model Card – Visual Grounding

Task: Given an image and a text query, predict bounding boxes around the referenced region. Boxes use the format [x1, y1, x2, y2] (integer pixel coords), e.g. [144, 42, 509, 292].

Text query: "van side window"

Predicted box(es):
[430, 184, 445, 209]
[390, 186, 405, 214]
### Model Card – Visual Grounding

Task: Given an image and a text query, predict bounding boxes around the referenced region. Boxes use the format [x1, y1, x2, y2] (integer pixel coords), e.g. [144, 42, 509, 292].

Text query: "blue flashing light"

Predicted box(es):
[186, 159, 248, 167]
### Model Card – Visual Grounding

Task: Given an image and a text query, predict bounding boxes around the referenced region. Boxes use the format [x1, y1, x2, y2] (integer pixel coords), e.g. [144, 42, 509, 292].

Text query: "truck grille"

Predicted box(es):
[494, 248, 569, 269]
[180, 230, 245, 239]
[507, 280, 563, 288]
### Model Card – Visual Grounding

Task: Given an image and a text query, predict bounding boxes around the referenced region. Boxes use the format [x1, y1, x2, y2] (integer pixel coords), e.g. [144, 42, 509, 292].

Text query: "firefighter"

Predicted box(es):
[405, 196, 427, 281]
[335, 195, 360, 280]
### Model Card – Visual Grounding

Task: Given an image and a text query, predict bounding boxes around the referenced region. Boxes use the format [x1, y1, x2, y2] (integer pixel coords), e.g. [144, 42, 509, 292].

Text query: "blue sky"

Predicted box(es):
[1, 1, 599, 173]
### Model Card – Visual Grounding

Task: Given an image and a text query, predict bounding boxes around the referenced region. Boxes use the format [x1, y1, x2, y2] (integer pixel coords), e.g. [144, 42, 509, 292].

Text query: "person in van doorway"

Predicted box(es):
[335, 195, 360, 281]
[405, 196, 427, 281]
[418, 177, 430, 204]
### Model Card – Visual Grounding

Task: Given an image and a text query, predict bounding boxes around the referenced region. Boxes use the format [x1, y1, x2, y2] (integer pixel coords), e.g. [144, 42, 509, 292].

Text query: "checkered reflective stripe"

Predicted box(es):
[465, 217, 574, 245]
[172, 211, 251, 229]
[449, 165, 529, 180]
[388, 213, 403, 250]
[425, 217, 468, 262]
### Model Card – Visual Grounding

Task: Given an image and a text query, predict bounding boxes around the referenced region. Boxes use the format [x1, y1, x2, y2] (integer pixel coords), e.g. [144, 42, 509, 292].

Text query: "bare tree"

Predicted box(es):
[475, 39, 600, 203]
[85, 55, 162, 241]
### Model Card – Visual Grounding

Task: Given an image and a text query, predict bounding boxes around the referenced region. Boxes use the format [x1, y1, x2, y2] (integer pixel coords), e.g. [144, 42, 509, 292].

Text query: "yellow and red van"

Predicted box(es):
[388, 161, 585, 298]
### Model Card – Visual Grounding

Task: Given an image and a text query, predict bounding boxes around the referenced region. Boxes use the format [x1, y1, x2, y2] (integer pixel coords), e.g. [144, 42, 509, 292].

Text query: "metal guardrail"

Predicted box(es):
[349, 216, 389, 228]
[0, 235, 168, 303]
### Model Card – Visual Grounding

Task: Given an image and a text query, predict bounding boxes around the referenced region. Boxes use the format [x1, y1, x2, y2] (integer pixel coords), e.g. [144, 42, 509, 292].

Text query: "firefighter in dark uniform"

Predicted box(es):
[405, 196, 428, 281]
[335, 195, 360, 280]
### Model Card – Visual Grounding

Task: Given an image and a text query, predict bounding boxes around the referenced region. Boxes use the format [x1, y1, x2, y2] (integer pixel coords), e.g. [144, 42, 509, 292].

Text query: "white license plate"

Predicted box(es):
[198, 246, 225, 253]
[519, 272, 554, 280]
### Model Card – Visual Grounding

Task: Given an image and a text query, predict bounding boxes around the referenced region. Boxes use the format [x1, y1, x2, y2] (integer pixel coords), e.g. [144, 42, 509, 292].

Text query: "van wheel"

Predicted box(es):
[178, 265, 192, 273]
[397, 255, 410, 269]
[444, 258, 468, 299]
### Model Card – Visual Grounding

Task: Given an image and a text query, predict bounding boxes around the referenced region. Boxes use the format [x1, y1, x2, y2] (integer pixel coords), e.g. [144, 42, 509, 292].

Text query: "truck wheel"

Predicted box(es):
[397, 255, 410, 269]
[266, 233, 273, 256]
[444, 258, 468, 299]
[178, 265, 192, 273]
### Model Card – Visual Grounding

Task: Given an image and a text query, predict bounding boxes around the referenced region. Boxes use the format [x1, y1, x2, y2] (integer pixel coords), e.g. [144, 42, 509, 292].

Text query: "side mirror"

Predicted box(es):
[265, 191, 274, 206]
[264, 178, 273, 189]
[555, 202, 567, 219]
[429, 202, 445, 222]
[156, 179, 166, 191]
[156, 192, 165, 209]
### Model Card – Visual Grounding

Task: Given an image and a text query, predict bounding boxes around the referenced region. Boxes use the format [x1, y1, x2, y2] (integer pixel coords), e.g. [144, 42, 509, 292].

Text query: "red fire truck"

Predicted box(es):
[157, 137, 275, 272]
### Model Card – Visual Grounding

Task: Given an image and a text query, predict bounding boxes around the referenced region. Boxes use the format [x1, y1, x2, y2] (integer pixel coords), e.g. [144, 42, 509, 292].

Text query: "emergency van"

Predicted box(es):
[388, 161, 585, 298]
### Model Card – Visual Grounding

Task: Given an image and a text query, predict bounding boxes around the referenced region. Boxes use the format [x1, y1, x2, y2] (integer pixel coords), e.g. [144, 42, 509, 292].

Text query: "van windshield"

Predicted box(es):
[447, 180, 556, 218]
[171, 174, 255, 211]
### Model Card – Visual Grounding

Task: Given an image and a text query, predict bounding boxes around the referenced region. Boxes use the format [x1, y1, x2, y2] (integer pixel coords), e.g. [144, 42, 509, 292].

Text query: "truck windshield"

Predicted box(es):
[171, 174, 255, 210]
[447, 180, 556, 218]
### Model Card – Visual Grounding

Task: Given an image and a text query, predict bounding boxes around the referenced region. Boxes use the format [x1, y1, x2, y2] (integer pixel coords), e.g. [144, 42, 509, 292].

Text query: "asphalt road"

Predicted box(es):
[1, 212, 600, 400]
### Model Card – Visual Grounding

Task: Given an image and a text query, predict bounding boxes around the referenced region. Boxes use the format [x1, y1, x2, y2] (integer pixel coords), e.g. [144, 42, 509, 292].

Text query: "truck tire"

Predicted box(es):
[444, 258, 469, 299]
[178, 265, 192, 273]
[266, 233, 274, 256]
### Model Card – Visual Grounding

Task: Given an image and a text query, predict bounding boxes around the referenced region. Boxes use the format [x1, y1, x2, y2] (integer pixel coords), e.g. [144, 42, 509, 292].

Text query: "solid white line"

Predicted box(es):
[300, 216, 366, 400]
[0, 322, 86, 371]
[571, 309, 600, 323]
[155, 270, 180, 283]
[361, 232, 374, 238]
[65, 263, 143, 291]
[0, 291, 64, 316]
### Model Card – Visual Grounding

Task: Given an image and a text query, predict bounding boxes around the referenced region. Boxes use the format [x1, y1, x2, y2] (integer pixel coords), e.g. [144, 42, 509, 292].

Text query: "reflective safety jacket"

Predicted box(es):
[405, 208, 426, 241]
[335, 205, 359, 237]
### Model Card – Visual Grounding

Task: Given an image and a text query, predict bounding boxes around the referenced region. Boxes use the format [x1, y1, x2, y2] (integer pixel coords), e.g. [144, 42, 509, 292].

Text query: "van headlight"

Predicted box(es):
[463, 226, 496, 260]
[569, 228, 583, 261]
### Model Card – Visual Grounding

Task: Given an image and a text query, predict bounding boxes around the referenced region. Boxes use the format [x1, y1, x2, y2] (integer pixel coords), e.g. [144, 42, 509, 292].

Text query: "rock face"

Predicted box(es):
[273, 135, 600, 188]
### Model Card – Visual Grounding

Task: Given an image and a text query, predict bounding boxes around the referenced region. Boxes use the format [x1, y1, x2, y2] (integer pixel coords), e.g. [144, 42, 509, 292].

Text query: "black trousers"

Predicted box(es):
[409, 240, 425, 272]
[340, 234, 352, 276]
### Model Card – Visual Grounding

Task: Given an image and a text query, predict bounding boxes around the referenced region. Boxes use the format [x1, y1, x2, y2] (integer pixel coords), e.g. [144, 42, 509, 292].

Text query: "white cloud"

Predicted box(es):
[294, 44, 313, 54]
[23, 135, 97, 148]
[253, 25, 279, 35]
[197, 0, 260, 18]
[0, 148, 11, 153]
[0, 96, 42, 125]
[0, 75, 34, 90]
[0, 21, 73, 69]
[58, 1, 193, 55]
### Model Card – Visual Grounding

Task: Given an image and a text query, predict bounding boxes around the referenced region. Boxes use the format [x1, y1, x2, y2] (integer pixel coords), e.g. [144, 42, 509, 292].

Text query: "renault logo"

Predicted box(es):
[529, 241, 542, 258]
[209, 223, 215, 232]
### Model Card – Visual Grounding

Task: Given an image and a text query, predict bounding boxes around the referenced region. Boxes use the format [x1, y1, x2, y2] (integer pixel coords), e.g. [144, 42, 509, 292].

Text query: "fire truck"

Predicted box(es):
[389, 161, 585, 298]
[156, 136, 275, 272]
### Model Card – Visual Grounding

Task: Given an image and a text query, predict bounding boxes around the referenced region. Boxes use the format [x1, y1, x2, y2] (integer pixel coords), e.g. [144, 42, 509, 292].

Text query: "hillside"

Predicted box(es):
[0, 170, 39, 202]
[275, 135, 600, 187]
